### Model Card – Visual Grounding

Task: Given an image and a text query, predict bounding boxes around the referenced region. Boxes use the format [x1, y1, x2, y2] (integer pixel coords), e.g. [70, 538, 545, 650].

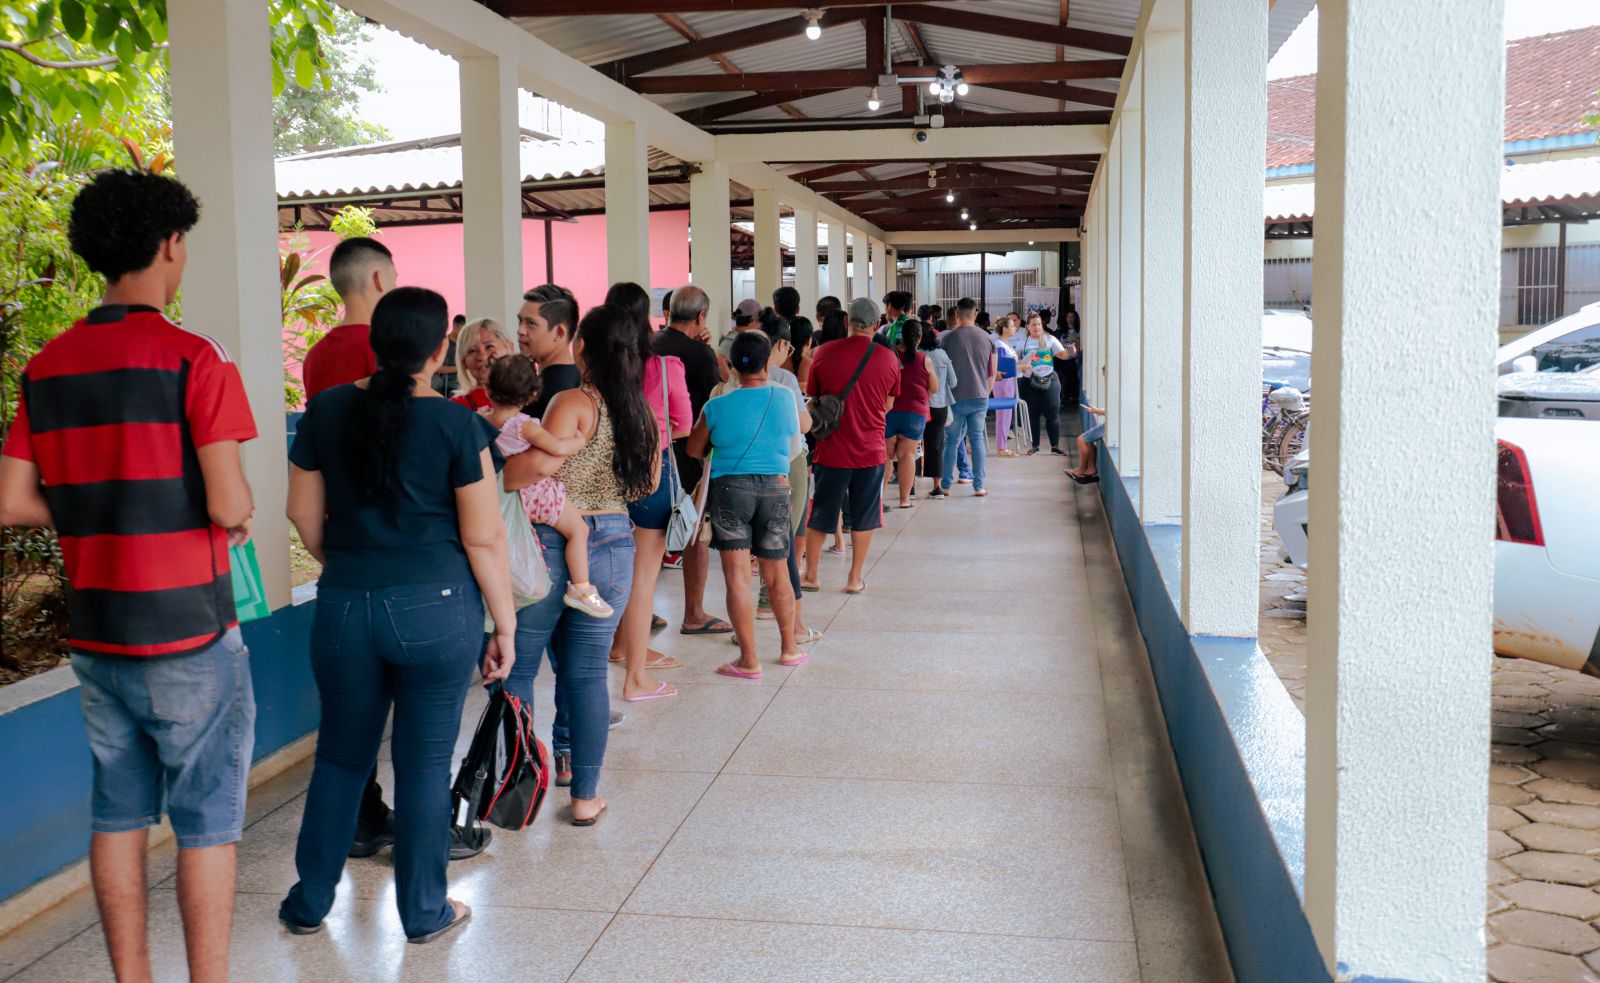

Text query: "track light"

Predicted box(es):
[960, 208, 968, 220]
[969, 221, 978, 231]
[944, 191, 954, 203]
[867, 87, 881, 111]
[803, 11, 821, 40]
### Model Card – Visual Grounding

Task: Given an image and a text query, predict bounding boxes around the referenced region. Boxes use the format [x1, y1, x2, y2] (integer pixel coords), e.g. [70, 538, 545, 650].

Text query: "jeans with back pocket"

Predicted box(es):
[280, 581, 480, 940]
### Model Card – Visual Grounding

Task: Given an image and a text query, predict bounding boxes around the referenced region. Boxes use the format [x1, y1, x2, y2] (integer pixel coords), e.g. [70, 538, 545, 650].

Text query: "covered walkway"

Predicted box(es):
[0, 456, 1229, 982]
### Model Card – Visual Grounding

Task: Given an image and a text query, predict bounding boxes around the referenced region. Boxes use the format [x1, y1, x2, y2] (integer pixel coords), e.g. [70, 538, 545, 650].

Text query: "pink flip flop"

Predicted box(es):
[779, 652, 811, 668]
[623, 681, 678, 702]
[715, 662, 764, 680]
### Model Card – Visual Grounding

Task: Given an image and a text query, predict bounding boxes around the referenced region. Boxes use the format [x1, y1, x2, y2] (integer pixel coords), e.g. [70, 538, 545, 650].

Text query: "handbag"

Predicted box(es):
[1020, 339, 1055, 390]
[661, 357, 702, 553]
[451, 683, 550, 832]
[809, 339, 878, 440]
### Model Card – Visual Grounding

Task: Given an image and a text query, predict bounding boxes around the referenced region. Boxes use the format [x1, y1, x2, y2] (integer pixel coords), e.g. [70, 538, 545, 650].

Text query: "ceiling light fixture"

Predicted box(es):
[919, 65, 967, 105]
[867, 87, 881, 112]
[944, 191, 955, 203]
[969, 221, 978, 231]
[960, 208, 969, 220]
[956, 81, 969, 97]
[803, 11, 822, 40]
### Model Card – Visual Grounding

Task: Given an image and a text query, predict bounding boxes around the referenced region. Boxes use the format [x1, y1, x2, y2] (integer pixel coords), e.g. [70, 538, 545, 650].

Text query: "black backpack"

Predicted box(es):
[810, 341, 878, 441]
[451, 684, 550, 832]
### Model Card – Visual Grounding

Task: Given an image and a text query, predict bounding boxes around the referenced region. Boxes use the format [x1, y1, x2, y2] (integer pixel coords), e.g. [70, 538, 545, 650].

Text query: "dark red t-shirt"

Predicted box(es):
[303, 322, 376, 400]
[451, 388, 491, 411]
[805, 335, 901, 469]
[1, 306, 258, 656]
[890, 351, 931, 418]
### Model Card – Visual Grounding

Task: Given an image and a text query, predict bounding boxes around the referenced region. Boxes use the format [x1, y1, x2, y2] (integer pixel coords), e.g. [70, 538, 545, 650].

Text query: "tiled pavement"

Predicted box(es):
[0, 453, 1232, 982]
[1257, 476, 1600, 983]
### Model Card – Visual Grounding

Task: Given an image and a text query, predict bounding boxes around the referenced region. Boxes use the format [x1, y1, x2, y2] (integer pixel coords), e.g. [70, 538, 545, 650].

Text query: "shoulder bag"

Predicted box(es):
[809, 340, 878, 440]
[660, 357, 702, 553]
[451, 683, 550, 833]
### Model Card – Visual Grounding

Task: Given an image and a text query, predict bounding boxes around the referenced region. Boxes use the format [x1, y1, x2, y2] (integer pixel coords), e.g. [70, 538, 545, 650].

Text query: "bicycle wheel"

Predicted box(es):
[1263, 416, 1287, 474]
[1276, 415, 1308, 470]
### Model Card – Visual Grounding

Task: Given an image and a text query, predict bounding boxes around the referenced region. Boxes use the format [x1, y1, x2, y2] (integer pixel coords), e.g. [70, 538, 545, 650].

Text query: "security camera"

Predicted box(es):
[913, 129, 929, 144]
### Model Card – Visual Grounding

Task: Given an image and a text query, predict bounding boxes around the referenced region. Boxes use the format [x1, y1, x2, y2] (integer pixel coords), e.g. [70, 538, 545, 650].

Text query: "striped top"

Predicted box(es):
[1, 306, 258, 656]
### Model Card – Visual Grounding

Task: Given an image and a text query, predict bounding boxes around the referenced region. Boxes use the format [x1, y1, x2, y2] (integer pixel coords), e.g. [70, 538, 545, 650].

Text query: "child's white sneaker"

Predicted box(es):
[564, 583, 614, 619]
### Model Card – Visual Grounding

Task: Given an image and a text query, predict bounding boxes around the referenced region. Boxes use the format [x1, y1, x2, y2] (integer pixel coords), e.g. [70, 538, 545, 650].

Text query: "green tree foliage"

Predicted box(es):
[274, 9, 390, 155]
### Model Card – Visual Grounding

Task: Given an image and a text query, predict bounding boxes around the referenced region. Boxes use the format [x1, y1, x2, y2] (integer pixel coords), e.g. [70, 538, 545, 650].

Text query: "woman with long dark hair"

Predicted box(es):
[883, 319, 938, 510]
[281, 286, 516, 944]
[497, 303, 660, 825]
[603, 281, 689, 701]
[816, 306, 848, 347]
[920, 323, 957, 499]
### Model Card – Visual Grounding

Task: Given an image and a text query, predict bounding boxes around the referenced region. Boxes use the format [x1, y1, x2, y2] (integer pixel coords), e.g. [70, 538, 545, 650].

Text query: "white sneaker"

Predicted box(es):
[564, 584, 614, 619]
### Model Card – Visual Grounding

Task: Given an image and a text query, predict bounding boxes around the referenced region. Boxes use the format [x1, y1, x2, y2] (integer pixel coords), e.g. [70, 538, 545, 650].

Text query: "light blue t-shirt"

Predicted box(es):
[703, 384, 799, 478]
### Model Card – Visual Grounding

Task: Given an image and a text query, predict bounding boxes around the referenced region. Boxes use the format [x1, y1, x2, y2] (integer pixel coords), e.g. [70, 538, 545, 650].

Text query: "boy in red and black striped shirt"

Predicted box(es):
[0, 170, 257, 983]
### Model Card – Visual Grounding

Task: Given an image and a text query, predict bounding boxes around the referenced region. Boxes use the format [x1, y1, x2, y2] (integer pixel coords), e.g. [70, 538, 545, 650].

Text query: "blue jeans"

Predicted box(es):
[957, 438, 972, 480]
[508, 514, 633, 800]
[942, 398, 989, 491]
[281, 582, 481, 940]
[70, 629, 255, 849]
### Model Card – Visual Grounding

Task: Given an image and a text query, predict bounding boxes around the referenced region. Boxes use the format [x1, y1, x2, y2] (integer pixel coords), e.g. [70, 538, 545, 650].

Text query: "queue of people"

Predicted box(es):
[0, 169, 1083, 980]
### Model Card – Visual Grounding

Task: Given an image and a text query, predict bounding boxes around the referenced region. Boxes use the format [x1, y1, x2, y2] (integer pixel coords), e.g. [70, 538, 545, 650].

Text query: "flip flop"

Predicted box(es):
[571, 803, 607, 828]
[844, 581, 867, 595]
[645, 652, 681, 669]
[898, 501, 915, 509]
[780, 652, 811, 668]
[716, 662, 764, 680]
[650, 614, 668, 632]
[800, 581, 821, 593]
[1069, 473, 1101, 485]
[681, 617, 733, 635]
[825, 545, 847, 555]
[408, 901, 471, 945]
[623, 681, 679, 702]
[797, 627, 824, 645]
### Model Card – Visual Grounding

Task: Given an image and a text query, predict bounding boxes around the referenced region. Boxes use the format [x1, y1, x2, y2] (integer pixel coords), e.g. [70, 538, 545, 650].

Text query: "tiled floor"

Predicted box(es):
[0, 452, 1232, 982]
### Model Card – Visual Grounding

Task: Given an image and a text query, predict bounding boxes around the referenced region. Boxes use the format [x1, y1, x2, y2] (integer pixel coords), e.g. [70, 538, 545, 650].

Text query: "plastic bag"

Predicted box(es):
[229, 540, 271, 623]
[486, 487, 549, 633]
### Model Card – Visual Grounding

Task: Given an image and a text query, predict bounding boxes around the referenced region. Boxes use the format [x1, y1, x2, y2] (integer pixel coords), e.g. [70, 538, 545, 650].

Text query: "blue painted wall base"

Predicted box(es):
[1089, 433, 1328, 983]
[0, 601, 317, 902]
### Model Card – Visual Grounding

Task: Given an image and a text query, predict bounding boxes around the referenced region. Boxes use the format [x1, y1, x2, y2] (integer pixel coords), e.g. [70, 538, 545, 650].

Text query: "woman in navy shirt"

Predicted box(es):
[281, 287, 516, 945]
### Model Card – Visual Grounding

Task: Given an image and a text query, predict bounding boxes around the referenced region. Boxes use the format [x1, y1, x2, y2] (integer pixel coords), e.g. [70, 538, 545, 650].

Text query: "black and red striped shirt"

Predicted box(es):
[1, 305, 258, 657]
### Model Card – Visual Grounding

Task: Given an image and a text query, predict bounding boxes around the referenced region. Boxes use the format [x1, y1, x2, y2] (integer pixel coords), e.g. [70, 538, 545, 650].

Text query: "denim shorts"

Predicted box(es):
[808, 462, 886, 535]
[1083, 422, 1106, 444]
[70, 628, 256, 848]
[628, 448, 676, 531]
[709, 474, 793, 559]
[884, 410, 928, 441]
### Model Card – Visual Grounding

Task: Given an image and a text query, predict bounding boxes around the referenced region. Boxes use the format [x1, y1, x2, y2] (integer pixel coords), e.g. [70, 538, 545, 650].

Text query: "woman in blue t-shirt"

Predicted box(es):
[686, 331, 802, 678]
[282, 286, 516, 945]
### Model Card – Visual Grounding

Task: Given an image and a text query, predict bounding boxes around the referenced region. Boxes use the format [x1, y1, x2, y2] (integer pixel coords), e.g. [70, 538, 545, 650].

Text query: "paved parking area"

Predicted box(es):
[1258, 476, 1600, 983]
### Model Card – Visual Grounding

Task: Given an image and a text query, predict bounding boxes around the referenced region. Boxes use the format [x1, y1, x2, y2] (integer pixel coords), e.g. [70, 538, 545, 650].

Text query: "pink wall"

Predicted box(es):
[289, 210, 692, 323]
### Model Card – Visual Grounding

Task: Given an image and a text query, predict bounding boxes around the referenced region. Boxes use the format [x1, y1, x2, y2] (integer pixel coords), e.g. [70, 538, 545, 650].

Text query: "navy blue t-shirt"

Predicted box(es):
[289, 385, 502, 588]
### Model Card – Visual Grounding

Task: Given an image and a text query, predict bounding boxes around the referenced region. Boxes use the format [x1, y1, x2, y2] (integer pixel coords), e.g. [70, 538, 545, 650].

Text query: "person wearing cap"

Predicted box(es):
[801, 297, 902, 595]
[717, 298, 765, 368]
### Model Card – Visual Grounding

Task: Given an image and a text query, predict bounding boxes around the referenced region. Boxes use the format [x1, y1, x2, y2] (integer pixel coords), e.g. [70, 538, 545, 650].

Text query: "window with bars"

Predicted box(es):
[934, 269, 1039, 317]
[1500, 243, 1600, 327]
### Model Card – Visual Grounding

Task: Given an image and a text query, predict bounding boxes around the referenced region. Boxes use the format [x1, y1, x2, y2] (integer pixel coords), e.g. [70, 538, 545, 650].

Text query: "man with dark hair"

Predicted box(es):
[937, 297, 999, 498]
[877, 289, 914, 347]
[516, 283, 581, 419]
[816, 294, 843, 324]
[0, 170, 257, 983]
[431, 313, 466, 397]
[303, 237, 395, 400]
[650, 285, 732, 636]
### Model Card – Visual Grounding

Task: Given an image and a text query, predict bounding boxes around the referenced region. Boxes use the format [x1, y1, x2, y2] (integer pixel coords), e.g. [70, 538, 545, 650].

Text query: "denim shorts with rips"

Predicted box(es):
[69, 627, 256, 848]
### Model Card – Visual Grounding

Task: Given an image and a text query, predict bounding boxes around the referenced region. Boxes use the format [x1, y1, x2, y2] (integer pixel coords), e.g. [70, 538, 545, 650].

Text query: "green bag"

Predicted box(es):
[229, 540, 272, 623]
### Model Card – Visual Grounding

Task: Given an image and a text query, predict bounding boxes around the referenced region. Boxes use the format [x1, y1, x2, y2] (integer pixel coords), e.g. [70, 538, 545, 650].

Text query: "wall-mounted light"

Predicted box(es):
[803, 10, 822, 40]
[867, 87, 881, 111]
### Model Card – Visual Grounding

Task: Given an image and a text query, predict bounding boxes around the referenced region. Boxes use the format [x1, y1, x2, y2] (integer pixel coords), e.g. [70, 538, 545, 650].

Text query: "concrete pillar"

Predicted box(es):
[1179, 0, 1265, 636]
[1117, 102, 1143, 476]
[845, 229, 864, 299]
[873, 239, 892, 301]
[167, 0, 289, 608]
[459, 54, 521, 324]
[690, 160, 732, 345]
[822, 217, 845, 303]
[1140, 30, 1183, 525]
[792, 206, 819, 321]
[753, 186, 781, 304]
[1302, 1, 1502, 978]
[604, 119, 651, 288]
[1104, 139, 1121, 453]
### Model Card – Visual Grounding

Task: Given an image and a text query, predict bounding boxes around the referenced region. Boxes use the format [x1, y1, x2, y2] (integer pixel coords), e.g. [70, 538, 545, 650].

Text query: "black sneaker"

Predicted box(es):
[450, 824, 491, 861]
[928, 487, 947, 499]
[554, 752, 573, 787]
[1051, 447, 1067, 456]
[348, 806, 396, 858]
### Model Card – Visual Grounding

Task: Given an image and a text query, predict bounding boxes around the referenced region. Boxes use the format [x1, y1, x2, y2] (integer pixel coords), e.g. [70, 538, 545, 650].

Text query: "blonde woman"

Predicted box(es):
[449, 316, 518, 410]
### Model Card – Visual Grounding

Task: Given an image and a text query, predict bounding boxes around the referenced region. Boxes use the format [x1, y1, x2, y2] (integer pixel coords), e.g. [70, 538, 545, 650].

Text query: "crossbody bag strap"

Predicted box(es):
[725, 386, 777, 475]
[839, 339, 878, 402]
[657, 357, 676, 486]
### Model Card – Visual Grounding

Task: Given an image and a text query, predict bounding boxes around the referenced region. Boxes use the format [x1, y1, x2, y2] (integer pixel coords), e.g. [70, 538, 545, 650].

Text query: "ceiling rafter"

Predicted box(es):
[595, 8, 871, 79]
[485, 0, 885, 14]
[655, 12, 808, 120]
[890, 4, 1131, 56]
[631, 60, 1126, 94]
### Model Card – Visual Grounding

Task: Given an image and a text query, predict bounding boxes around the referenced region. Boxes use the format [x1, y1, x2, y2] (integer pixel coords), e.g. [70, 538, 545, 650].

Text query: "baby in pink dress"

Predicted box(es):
[482, 357, 612, 619]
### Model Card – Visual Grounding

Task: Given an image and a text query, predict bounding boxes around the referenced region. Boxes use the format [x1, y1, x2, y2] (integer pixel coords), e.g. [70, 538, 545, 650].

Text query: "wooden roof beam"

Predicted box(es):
[813, 172, 1092, 193]
[682, 88, 845, 124]
[977, 80, 1117, 109]
[486, 0, 885, 14]
[596, 8, 870, 79]
[891, 4, 1131, 56]
[633, 60, 1125, 94]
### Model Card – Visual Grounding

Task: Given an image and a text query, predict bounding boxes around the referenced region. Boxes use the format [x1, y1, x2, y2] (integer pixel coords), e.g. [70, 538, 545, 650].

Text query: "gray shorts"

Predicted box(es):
[709, 474, 793, 559]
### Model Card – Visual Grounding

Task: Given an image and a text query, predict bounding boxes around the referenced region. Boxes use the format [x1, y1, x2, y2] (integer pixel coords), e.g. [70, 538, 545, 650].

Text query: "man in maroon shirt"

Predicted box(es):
[0, 170, 256, 983]
[301, 237, 395, 400]
[802, 297, 901, 594]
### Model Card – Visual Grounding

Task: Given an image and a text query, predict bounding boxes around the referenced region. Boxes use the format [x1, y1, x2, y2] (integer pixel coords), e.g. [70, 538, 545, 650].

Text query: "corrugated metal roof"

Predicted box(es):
[1263, 156, 1600, 222]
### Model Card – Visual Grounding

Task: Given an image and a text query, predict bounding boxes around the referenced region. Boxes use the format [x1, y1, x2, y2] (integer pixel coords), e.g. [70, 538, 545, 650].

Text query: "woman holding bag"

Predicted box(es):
[1015, 311, 1072, 456]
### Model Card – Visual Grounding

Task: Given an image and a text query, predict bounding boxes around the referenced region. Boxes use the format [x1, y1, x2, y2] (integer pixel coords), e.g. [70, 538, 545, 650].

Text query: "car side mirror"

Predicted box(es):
[1511, 355, 1538, 374]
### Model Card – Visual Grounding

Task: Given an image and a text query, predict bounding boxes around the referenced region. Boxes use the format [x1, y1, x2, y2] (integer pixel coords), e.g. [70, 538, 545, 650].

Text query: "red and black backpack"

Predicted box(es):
[452, 685, 550, 832]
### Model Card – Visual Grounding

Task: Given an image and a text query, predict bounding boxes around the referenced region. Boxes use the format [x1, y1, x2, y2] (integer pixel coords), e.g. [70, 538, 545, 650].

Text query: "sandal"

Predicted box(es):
[797, 627, 824, 645]
[571, 803, 607, 828]
[779, 652, 811, 668]
[650, 614, 668, 633]
[681, 617, 733, 635]
[844, 581, 867, 595]
[408, 900, 471, 945]
[716, 662, 764, 680]
[645, 652, 681, 669]
[623, 681, 678, 702]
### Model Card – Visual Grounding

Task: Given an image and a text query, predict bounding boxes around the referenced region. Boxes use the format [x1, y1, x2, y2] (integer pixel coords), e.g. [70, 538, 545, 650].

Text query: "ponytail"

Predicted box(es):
[348, 286, 448, 507]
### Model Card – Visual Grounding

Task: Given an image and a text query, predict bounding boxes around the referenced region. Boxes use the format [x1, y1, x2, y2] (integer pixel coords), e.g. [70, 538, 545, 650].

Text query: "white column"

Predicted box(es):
[1117, 100, 1143, 475]
[792, 206, 819, 320]
[604, 119, 651, 287]
[845, 229, 864, 299]
[873, 239, 892, 301]
[753, 186, 781, 304]
[1092, 184, 1106, 407]
[1179, 0, 1265, 636]
[1302, 1, 1502, 978]
[1104, 139, 1121, 453]
[168, 0, 289, 608]
[1140, 30, 1184, 525]
[690, 160, 732, 345]
[459, 54, 522, 321]
[822, 217, 845, 302]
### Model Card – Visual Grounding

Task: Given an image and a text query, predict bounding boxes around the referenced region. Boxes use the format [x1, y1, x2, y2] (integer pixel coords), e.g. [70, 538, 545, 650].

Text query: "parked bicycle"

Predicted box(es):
[1261, 383, 1309, 475]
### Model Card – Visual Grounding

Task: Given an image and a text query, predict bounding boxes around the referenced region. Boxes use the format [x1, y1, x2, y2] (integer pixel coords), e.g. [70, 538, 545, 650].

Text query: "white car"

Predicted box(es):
[1274, 313, 1600, 673]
